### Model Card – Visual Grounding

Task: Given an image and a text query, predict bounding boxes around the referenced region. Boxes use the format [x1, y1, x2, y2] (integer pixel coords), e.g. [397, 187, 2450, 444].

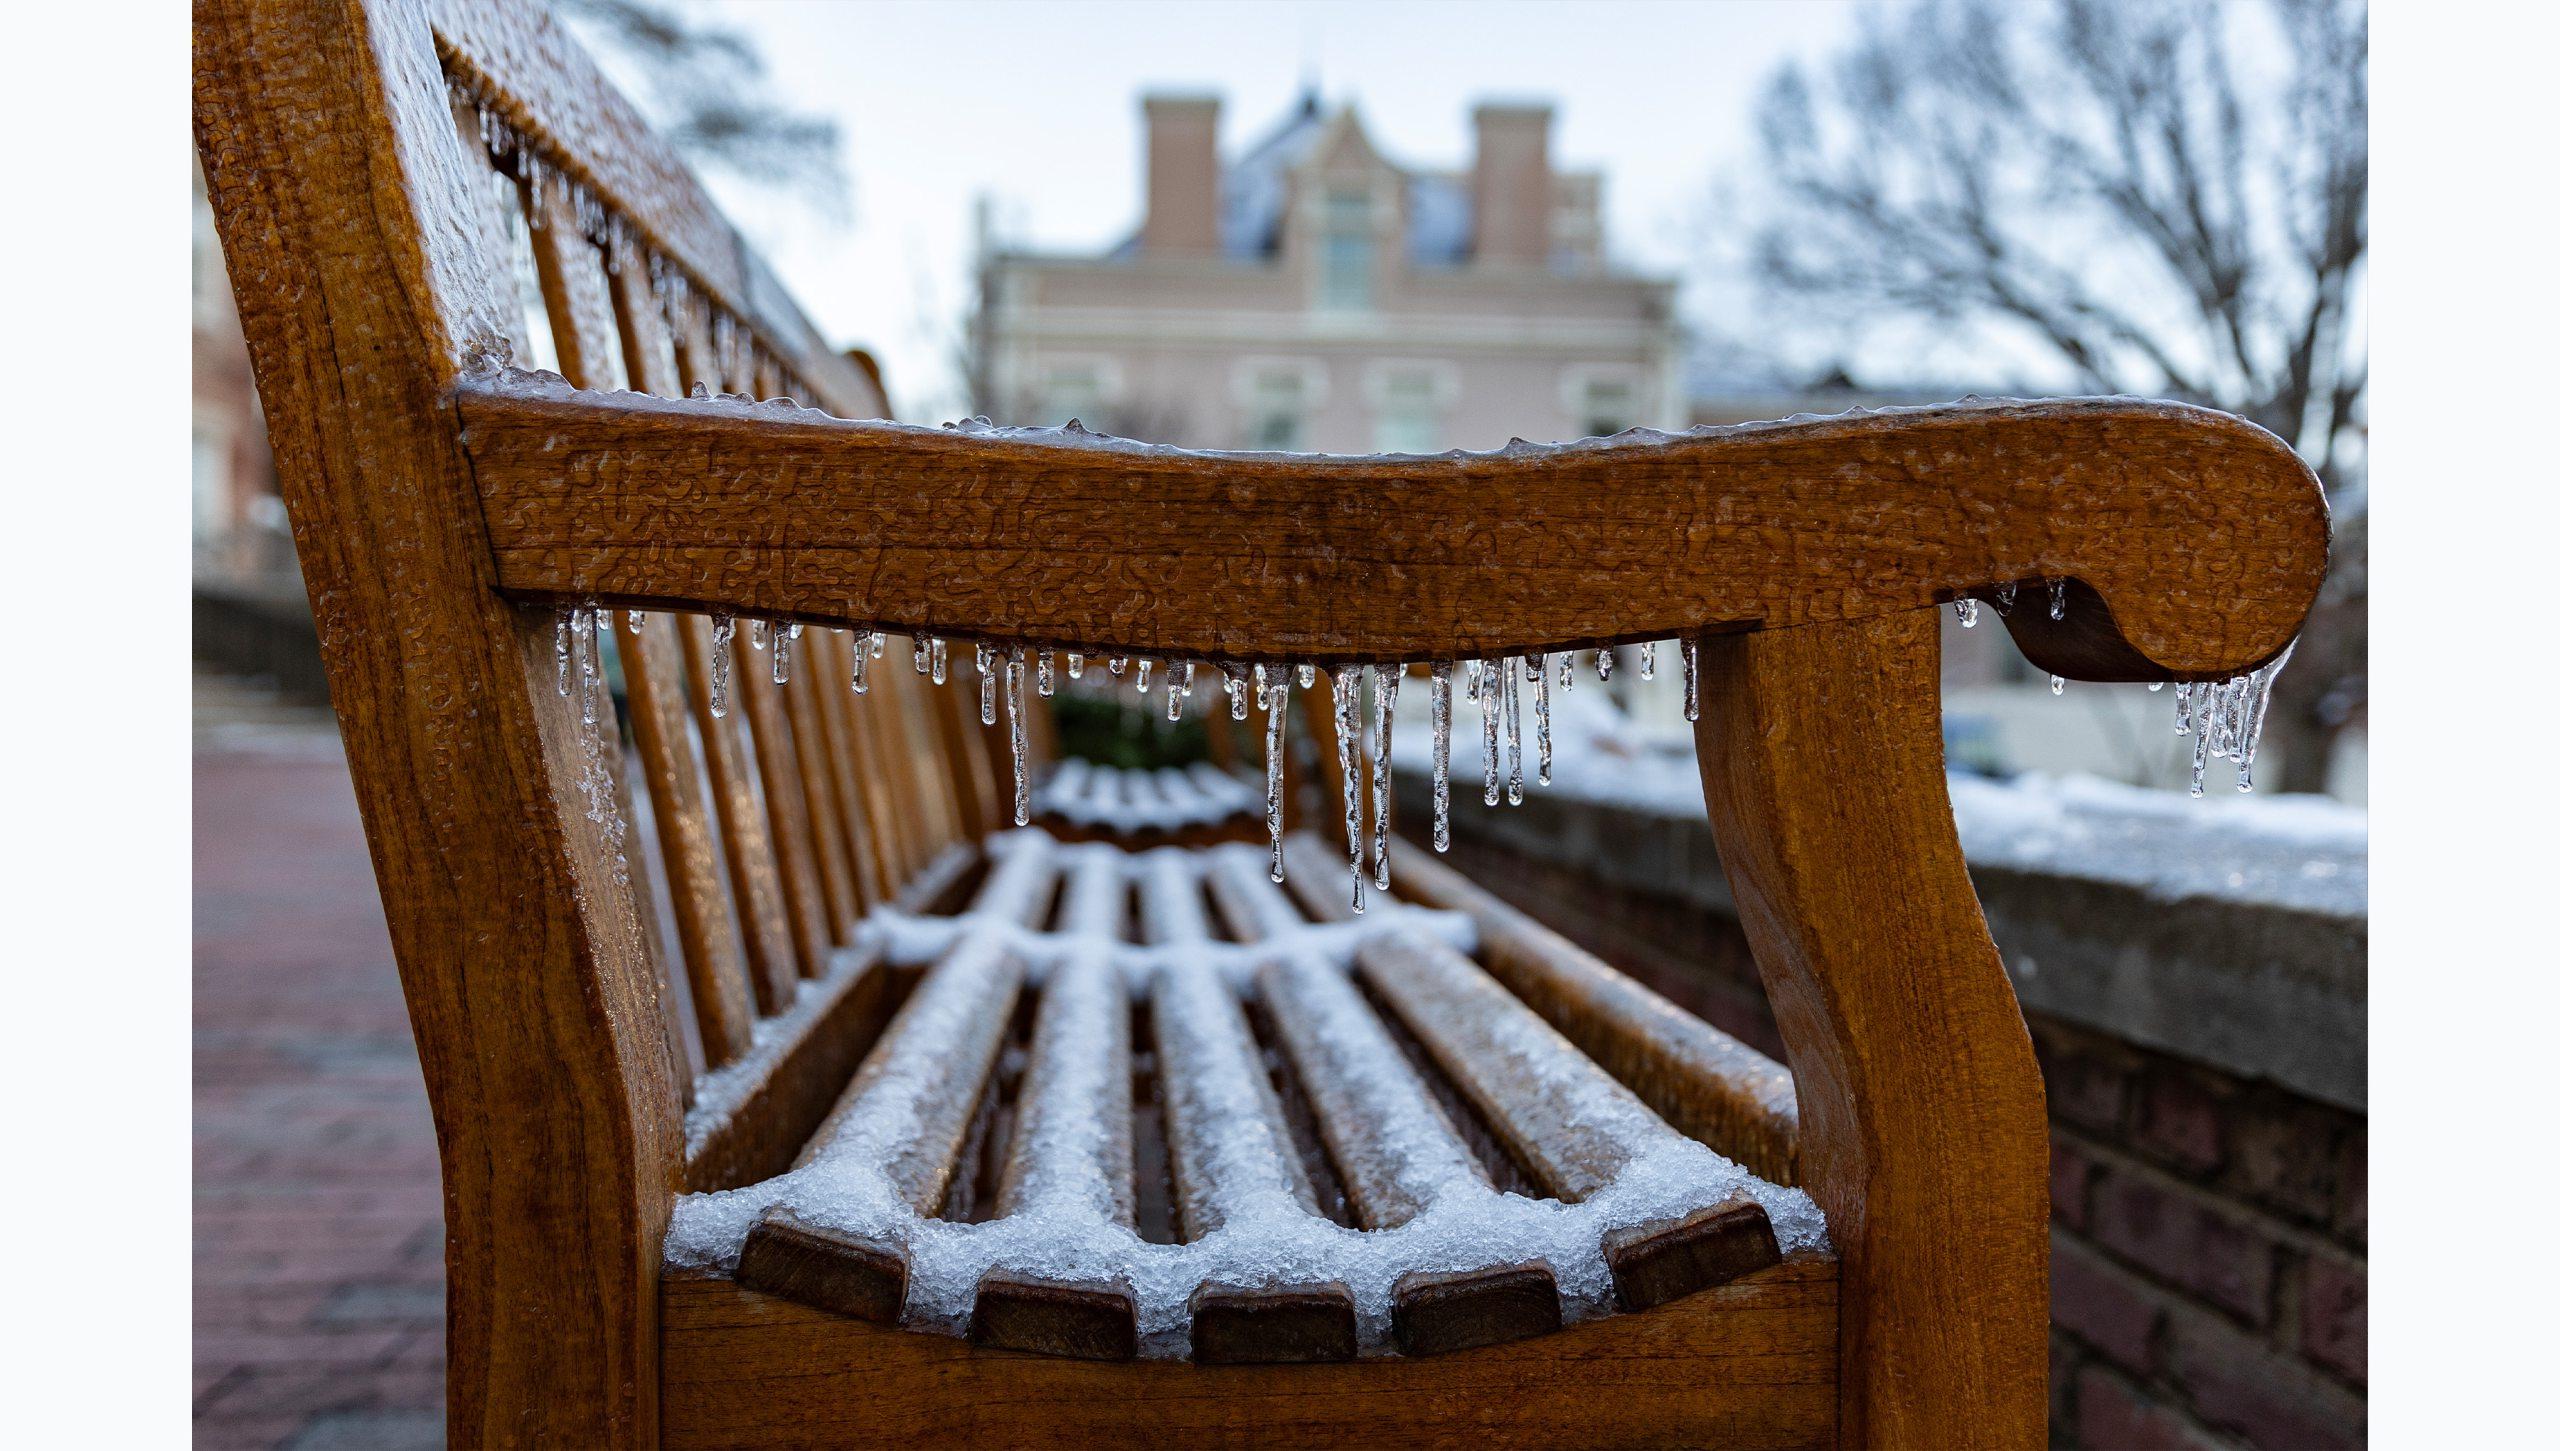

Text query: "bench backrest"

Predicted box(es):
[197, 2, 2328, 1445]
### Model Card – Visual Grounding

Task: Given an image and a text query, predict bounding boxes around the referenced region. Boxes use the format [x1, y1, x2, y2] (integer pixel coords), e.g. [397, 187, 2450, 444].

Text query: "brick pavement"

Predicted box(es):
[195, 713, 445, 1450]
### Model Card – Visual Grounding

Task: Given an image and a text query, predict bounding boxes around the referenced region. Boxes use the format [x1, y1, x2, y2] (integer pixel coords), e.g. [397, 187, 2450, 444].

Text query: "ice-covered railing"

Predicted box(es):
[669, 828, 1824, 1359]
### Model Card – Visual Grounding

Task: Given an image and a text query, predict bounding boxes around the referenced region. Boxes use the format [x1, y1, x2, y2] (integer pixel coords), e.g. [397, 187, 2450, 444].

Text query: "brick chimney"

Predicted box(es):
[1470, 102, 1553, 269]
[1142, 93, 1222, 256]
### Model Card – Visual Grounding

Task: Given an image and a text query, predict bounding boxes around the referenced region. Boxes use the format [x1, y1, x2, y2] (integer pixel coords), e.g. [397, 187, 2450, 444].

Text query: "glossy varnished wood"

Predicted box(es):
[456, 373, 2326, 680]
[662, 1254, 1840, 1449]
[1695, 613, 2049, 1447]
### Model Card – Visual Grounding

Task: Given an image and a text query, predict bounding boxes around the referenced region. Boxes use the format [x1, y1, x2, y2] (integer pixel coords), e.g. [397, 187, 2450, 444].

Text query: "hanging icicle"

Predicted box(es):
[1065, 652, 1084, 680]
[977, 643, 997, 724]
[1005, 646, 1030, 825]
[1429, 662, 1453, 853]
[1482, 656, 1502, 808]
[1037, 650, 1055, 698]
[1265, 678, 1291, 882]
[848, 631, 870, 695]
[1682, 637, 1700, 723]
[1330, 667, 1366, 914]
[572, 605, 599, 725]
[929, 637, 948, 685]
[1503, 656, 1524, 806]
[1529, 653, 1553, 786]
[1640, 642, 1657, 681]
[1371, 664, 1396, 890]
[770, 622, 795, 685]
[2049, 578, 2067, 621]
[1954, 598, 1980, 628]
[1596, 646, 1614, 681]
[709, 614, 736, 718]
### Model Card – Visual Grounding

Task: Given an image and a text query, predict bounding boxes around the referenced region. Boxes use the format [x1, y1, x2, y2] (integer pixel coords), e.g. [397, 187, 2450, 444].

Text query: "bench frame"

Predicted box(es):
[196, 0, 2325, 1444]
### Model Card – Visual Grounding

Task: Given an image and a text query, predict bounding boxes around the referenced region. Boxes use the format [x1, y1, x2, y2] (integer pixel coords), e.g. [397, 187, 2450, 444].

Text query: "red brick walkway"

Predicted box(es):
[195, 725, 445, 1450]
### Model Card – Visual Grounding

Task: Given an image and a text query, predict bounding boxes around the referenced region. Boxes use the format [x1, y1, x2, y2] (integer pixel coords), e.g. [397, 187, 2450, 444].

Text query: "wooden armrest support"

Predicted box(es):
[458, 370, 2324, 680]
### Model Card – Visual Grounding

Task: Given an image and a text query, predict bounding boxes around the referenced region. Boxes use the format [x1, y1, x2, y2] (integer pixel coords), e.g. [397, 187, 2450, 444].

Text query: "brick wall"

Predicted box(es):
[1437, 837, 2368, 1448]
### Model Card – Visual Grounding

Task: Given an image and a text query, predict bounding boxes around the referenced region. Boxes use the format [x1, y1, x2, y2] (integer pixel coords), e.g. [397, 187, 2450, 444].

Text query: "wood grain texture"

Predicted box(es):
[662, 1254, 1839, 1449]
[1695, 612, 2049, 1448]
[458, 373, 2326, 680]
[195, 2, 679, 1442]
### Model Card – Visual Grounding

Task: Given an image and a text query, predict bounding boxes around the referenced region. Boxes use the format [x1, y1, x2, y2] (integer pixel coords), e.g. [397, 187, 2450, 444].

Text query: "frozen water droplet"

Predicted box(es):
[1596, 647, 1613, 681]
[1429, 662, 1453, 852]
[1640, 642, 1657, 681]
[1297, 663, 1315, 688]
[1136, 658, 1153, 694]
[749, 619, 769, 651]
[626, 609, 646, 631]
[1065, 652, 1083, 680]
[1992, 581, 2018, 616]
[1108, 656, 1127, 677]
[2049, 579, 2066, 621]
[709, 614, 735, 718]
[930, 637, 948, 685]
[574, 605, 599, 725]
[770, 621, 792, 685]
[1265, 679, 1290, 881]
[976, 643, 996, 724]
[1225, 662, 1248, 721]
[1037, 649, 1055, 697]
[554, 608, 574, 697]
[1953, 598, 1979, 628]
[2051, 674, 2065, 695]
[2148, 681, 2164, 692]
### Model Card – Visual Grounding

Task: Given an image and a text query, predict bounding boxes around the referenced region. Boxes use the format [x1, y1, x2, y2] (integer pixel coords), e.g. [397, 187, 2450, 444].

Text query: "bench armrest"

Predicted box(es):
[458, 369, 2325, 680]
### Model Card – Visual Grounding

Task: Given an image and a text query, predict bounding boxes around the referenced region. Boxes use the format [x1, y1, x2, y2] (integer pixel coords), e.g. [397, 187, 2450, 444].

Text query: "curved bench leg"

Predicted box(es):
[1694, 613, 2048, 1448]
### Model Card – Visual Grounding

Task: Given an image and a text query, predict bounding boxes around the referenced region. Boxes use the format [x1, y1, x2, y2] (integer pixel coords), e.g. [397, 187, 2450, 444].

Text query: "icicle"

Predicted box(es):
[554, 609, 574, 697]
[913, 636, 930, 675]
[2232, 641, 2295, 793]
[1596, 647, 1613, 681]
[708, 614, 735, 718]
[1065, 652, 1083, 680]
[1135, 658, 1153, 694]
[1330, 667, 1366, 914]
[573, 605, 599, 725]
[1371, 664, 1397, 890]
[1503, 657, 1524, 806]
[1225, 663, 1248, 721]
[1297, 663, 1316, 688]
[1429, 662, 1453, 852]
[2189, 717, 2210, 797]
[848, 632, 869, 694]
[1681, 638, 1700, 723]
[976, 643, 996, 724]
[2149, 681, 2165, 692]
[2049, 578, 2067, 621]
[2050, 674, 2065, 695]
[1037, 650, 1055, 697]
[1640, 642, 1657, 680]
[1992, 581, 2018, 616]
[1109, 656, 1127, 676]
[870, 633, 886, 659]
[1953, 598, 1979, 628]
[1005, 647, 1029, 825]
[770, 622, 793, 685]
[1465, 657, 1483, 702]
[749, 619, 769, 651]
[2173, 683, 2195, 735]
[626, 609, 646, 631]
[1481, 655, 1502, 807]
[1530, 654, 1553, 785]
[1558, 651, 1574, 692]
[929, 637, 948, 685]
[1252, 662, 1269, 711]
[1265, 680, 1290, 882]
[1165, 661, 1185, 722]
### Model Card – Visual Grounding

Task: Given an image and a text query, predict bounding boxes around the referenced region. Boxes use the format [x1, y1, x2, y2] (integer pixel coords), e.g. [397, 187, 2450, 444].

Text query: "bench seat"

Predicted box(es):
[1032, 759, 1263, 845]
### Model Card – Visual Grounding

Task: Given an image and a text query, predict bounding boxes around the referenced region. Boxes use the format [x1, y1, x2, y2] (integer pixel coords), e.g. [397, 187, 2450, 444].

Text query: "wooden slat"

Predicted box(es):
[734, 839, 1061, 1322]
[1383, 840, 1802, 1186]
[1201, 846, 1305, 945]
[1357, 930, 1780, 1311]
[683, 845, 983, 1190]
[664, 1253, 1839, 1448]
[677, 616, 831, 979]
[1140, 858, 1355, 1363]
[804, 631, 887, 917]
[732, 642, 856, 946]
[458, 373, 2325, 682]
[830, 636, 903, 906]
[771, 632, 867, 930]
[969, 947, 1139, 1360]
[428, 0, 878, 413]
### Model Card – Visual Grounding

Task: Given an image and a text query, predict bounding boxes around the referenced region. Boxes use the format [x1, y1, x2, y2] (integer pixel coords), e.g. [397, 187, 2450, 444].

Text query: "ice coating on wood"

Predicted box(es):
[665, 829, 1823, 1356]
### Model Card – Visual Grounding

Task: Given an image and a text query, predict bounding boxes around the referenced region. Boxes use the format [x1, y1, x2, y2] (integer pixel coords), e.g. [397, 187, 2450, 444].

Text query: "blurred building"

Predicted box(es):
[975, 92, 1682, 451]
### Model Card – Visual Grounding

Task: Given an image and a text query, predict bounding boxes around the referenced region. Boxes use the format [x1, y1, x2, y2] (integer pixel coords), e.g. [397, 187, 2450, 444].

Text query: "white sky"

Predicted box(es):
[700, 0, 1864, 418]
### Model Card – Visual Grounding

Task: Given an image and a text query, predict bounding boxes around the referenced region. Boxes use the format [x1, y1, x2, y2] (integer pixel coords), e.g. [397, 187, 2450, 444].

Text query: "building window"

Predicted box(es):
[1372, 368, 1444, 454]
[1318, 188, 1375, 311]
[1244, 367, 1311, 451]
[1579, 375, 1639, 437]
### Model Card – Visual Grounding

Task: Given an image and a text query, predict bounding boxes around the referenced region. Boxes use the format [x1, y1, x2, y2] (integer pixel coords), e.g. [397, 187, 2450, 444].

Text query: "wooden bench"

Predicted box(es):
[195, 2, 2328, 1445]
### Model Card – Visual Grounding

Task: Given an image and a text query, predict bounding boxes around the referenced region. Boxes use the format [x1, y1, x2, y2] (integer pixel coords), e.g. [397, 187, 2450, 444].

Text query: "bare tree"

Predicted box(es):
[1744, 0, 2365, 793]
[557, 0, 847, 215]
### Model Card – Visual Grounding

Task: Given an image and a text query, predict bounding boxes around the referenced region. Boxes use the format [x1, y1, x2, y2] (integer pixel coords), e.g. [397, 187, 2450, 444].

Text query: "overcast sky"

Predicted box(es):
[695, 0, 1865, 418]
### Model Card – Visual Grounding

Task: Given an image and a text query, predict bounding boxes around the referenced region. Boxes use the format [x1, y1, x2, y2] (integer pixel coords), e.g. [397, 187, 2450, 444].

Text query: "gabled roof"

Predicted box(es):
[1108, 91, 1475, 267]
